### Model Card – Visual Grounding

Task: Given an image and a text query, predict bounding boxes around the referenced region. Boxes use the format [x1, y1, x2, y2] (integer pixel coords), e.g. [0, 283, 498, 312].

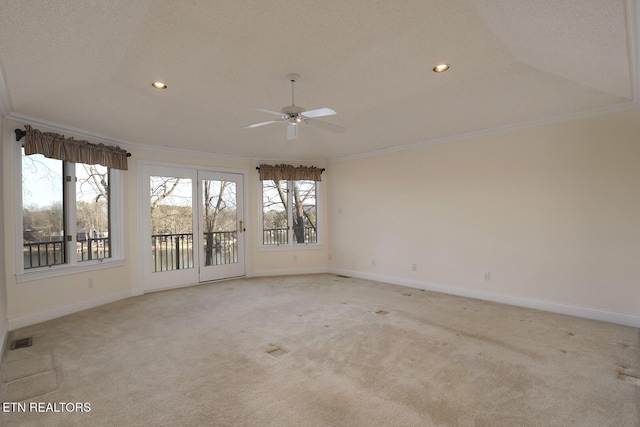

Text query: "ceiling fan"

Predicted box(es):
[242, 73, 345, 140]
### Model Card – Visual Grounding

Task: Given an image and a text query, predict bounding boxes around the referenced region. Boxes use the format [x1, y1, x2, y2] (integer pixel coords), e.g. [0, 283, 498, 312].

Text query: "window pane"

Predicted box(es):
[76, 164, 110, 261]
[262, 180, 288, 244]
[150, 176, 193, 272]
[22, 150, 65, 268]
[292, 180, 317, 244]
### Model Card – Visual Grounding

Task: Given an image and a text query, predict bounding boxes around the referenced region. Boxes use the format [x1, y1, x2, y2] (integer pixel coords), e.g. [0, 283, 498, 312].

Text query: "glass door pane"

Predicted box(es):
[150, 176, 194, 272]
[202, 179, 237, 266]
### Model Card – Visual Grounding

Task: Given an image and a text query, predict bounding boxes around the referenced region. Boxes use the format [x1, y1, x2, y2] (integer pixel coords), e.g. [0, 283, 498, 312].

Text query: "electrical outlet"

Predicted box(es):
[411, 264, 417, 271]
[483, 272, 491, 281]
[371, 259, 376, 266]
[88, 278, 94, 288]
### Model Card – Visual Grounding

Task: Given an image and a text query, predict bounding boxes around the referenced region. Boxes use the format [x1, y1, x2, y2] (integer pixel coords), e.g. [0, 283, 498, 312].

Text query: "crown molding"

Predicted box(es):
[8, 112, 136, 147]
[328, 99, 640, 164]
[7, 100, 638, 168]
[5, 112, 255, 163]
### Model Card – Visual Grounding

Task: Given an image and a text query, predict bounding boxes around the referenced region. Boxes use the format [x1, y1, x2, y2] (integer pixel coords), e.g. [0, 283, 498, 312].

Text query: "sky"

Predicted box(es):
[22, 152, 108, 209]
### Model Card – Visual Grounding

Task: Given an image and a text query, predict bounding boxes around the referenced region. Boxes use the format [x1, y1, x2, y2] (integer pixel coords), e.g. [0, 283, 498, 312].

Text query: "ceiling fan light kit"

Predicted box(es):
[242, 73, 345, 140]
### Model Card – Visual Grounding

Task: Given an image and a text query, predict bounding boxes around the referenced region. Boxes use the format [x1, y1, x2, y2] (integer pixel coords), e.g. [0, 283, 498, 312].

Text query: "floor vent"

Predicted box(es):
[10, 337, 33, 350]
[267, 346, 288, 357]
[375, 310, 389, 316]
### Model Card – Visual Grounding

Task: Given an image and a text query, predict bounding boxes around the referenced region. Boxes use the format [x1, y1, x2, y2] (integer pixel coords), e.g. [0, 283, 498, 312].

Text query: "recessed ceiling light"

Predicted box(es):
[433, 64, 450, 73]
[152, 81, 167, 89]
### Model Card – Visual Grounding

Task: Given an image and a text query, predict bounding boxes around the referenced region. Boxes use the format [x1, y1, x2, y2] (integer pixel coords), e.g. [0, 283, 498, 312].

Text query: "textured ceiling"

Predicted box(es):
[0, 0, 636, 162]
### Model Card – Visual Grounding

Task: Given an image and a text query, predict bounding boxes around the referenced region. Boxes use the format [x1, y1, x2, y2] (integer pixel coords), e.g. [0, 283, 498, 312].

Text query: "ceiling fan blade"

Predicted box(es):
[242, 120, 281, 129]
[305, 119, 345, 133]
[287, 122, 298, 140]
[301, 107, 336, 119]
[255, 108, 286, 117]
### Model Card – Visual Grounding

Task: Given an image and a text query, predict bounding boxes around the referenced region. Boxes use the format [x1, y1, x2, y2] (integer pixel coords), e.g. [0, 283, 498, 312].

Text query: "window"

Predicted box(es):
[262, 179, 318, 245]
[21, 148, 117, 271]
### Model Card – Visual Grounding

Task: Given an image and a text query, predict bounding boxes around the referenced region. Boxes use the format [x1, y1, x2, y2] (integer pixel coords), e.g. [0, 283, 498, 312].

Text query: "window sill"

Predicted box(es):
[258, 244, 324, 252]
[16, 259, 125, 283]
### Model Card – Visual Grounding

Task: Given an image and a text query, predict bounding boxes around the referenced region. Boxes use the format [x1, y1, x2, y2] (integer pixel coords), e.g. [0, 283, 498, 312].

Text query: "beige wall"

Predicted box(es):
[328, 108, 640, 321]
[2, 118, 328, 327]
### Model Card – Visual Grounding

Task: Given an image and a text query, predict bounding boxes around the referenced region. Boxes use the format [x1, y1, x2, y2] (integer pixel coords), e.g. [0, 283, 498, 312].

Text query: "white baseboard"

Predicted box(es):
[250, 267, 329, 278]
[329, 268, 640, 328]
[7, 269, 638, 331]
[8, 290, 133, 331]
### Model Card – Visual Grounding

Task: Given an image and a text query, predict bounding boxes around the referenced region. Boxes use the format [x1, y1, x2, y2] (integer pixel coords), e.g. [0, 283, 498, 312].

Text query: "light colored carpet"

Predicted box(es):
[1, 274, 638, 426]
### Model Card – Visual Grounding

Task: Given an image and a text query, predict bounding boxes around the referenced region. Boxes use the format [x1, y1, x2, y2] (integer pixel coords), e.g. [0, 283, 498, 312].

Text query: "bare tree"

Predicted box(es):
[151, 177, 182, 211]
[78, 164, 108, 201]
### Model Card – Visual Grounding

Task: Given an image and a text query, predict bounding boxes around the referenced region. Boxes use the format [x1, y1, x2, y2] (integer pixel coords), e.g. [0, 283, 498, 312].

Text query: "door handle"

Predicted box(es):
[239, 220, 243, 233]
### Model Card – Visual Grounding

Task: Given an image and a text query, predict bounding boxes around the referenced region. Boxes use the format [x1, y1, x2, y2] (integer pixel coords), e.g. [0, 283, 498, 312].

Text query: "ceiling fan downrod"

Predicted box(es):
[286, 73, 300, 107]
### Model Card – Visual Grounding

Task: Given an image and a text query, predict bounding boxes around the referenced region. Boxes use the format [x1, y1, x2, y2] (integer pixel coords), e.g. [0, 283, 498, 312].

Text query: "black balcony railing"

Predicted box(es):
[77, 237, 110, 261]
[152, 233, 194, 272]
[23, 241, 65, 269]
[263, 228, 288, 245]
[203, 231, 237, 266]
[263, 227, 317, 245]
[150, 231, 238, 273]
[24, 237, 111, 269]
[297, 226, 317, 244]
[24, 228, 316, 271]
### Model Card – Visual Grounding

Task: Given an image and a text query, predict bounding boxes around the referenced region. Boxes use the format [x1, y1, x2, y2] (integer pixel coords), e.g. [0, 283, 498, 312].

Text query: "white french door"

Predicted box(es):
[139, 164, 245, 292]
[198, 171, 245, 281]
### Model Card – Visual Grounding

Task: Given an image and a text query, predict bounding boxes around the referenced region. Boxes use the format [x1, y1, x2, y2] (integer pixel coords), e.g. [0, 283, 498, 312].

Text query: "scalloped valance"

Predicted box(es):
[21, 125, 129, 170]
[258, 164, 323, 181]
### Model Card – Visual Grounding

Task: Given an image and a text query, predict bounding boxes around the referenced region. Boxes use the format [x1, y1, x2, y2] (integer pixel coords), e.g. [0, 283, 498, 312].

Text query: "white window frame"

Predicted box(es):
[259, 178, 322, 249]
[15, 144, 124, 282]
